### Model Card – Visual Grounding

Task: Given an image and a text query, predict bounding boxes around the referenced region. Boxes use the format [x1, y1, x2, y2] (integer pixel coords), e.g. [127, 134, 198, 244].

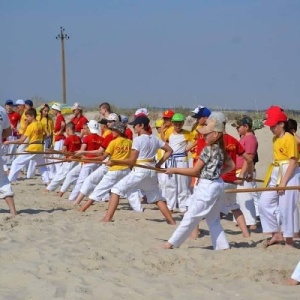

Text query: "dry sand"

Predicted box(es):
[0, 117, 300, 299]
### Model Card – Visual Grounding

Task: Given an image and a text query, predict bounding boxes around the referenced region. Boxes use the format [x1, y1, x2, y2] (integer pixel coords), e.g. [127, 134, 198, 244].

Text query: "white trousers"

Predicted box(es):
[60, 163, 97, 201]
[80, 165, 109, 196]
[47, 161, 78, 191]
[165, 160, 191, 211]
[168, 179, 229, 250]
[89, 169, 131, 201]
[111, 168, 163, 205]
[220, 183, 240, 214]
[0, 160, 14, 198]
[291, 261, 300, 282]
[236, 172, 256, 225]
[8, 153, 50, 184]
[252, 170, 261, 217]
[48, 139, 65, 179]
[258, 165, 300, 237]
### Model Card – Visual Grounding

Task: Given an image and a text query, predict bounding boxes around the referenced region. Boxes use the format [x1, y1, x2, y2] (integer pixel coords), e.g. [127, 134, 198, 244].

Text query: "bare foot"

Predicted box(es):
[249, 225, 257, 230]
[58, 192, 64, 197]
[266, 234, 284, 247]
[100, 217, 113, 223]
[283, 278, 300, 286]
[294, 232, 300, 239]
[163, 242, 174, 249]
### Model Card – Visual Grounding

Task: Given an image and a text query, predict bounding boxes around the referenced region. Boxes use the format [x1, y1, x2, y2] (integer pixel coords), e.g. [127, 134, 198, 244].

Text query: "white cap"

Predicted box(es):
[134, 108, 149, 116]
[15, 99, 25, 105]
[51, 103, 61, 111]
[107, 113, 119, 121]
[87, 120, 100, 134]
[72, 102, 82, 110]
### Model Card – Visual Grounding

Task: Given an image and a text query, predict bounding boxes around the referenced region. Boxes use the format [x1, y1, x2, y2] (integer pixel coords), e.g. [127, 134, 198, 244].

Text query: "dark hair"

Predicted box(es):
[287, 118, 297, 133]
[25, 108, 37, 118]
[66, 122, 75, 132]
[283, 121, 293, 135]
[39, 104, 50, 130]
[99, 102, 111, 113]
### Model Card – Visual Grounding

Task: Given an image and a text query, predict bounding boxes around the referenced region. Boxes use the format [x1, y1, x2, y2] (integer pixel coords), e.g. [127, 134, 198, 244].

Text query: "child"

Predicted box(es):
[77, 122, 132, 211]
[39, 103, 54, 150]
[59, 120, 103, 200]
[46, 122, 82, 192]
[258, 106, 300, 247]
[5, 108, 50, 185]
[164, 113, 195, 212]
[163, 112, 235, 250]
[101, 115, 175, 224]
[285, 261, 300, 285]
[0, 106, 17, 216]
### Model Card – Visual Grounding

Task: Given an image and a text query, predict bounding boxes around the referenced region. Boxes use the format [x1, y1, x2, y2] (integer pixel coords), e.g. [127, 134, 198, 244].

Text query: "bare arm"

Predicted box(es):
[4, 134, 27, 145]
[75, 145, 104, 156]
[166, 157, 204, 177]
[156, 143, 173, 168]
[279, 158, 299, 187]
[2, 127, 11, 139]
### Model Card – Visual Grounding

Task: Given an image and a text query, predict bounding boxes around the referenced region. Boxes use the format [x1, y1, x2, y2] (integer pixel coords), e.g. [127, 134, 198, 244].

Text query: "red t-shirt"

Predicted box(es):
[54, 114, 66, 141]
[101, 132, 115, 149]
[221, 133, 245, 182]
[125, 127, 133, 140]
[7, 111, 21, 136]
[196, 133, 207, 157]
[71, 115, 88, 133]
[64, 134, 82, 155]
[83, 133, 103, 158]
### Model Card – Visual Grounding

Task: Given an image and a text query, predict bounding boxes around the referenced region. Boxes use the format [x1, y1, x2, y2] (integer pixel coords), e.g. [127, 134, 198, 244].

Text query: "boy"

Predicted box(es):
[4, 108, 50, 185]
[46, 122, 81, 192]
[76, 122, 132, 211]
[59, 120, 103, 200]
[0, 106, 17, 216]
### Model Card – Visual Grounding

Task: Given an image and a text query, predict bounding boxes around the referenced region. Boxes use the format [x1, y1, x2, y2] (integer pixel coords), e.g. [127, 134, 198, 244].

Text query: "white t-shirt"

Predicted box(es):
[132, 134, 165, 162]
[0, 106, 10, 145]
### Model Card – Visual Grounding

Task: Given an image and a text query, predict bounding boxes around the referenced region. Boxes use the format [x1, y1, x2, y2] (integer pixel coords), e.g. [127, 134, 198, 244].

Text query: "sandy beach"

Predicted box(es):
[0, 118, 300, 300]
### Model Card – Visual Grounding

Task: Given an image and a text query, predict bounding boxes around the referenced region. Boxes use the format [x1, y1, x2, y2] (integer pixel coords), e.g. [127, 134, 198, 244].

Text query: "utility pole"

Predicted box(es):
[56, 27, 69, 104]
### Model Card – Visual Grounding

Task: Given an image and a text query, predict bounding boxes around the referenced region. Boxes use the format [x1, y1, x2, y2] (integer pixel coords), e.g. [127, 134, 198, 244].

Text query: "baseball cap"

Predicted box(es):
[25, 99, 33, 107]
[264, 106, 287, 127]
[198, 112, 225, 134]
[191, 106, 211, 119]
[15, 99, 25, 106]
[135, 108, 149, 116]
[5, 99, 13, 105]
[172, 113, 185, 122]
[120, 115, 129, 123]
[162, 109, 175, 119]
[155, 119, 164, 128]
[51, 103, 62, 111]
[72, 102, 82, 110]
[129, 115, 150, 126]
[107, 113, 119, 122]
[231, 115, 253, 128]
[98, 118, 108, 125]
[87, 120, 100, 134]
[110, 121, 126, 135]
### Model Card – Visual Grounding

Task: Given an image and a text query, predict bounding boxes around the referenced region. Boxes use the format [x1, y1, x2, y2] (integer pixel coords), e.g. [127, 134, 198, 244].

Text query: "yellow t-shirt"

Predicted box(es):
[273, 132, 299, 161]
[19, 111, 27, 135]
[102, 129, 111, 138]
[105, 136, 132, 171]
[24, 121, 44, 152]
[156, 132, 164, 161]
[163, 126, 174, 142]
[40, 116, 54, 136]
[190, 124, 201, 158]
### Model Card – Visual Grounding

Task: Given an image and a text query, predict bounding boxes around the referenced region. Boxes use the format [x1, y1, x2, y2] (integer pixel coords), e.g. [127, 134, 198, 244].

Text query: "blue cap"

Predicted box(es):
[5, 99, 14, 105]
[25, 99, 33, 107]
[120, 115, 129, 123]
[191, 106, 211, 119]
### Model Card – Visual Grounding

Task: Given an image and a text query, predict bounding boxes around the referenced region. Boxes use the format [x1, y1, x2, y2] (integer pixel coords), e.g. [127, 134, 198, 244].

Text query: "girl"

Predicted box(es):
[258, 106, 300, 247]
[39, 104, 54, 150]
[163, 112, 235, 250]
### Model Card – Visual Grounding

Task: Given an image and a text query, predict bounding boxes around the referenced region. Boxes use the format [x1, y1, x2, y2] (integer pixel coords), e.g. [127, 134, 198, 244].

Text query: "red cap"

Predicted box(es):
[162, 109, 175, 119]
[264, 106, 287, 127]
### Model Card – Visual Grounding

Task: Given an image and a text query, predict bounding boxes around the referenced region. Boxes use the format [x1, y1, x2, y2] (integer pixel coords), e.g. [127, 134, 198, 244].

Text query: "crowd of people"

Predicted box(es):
[0, 99, 300, 284]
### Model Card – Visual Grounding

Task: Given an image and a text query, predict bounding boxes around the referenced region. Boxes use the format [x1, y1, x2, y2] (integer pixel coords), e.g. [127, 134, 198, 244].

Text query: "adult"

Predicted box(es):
[71, 102, 88, 137]
[99, 102, 112, 118]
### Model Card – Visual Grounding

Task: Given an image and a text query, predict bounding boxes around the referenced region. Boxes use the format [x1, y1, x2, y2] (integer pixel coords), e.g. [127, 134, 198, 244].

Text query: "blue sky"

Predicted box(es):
[1, 0, 300, 110]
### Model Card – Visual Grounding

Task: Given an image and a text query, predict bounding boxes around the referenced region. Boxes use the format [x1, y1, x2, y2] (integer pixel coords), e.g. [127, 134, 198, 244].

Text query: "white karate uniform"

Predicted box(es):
[60, 162, 98, 201]
[111, 134, 166, 206]
[235, 171, 256, 225]
[168, 178, 229, 250]
[89, 169, 131, 201]
[291, 261, 300, 282]
[47, 161, 78, 191]
[8, 153, 50, 184]
[220, 182, 240, 213]
[48, 139, 65, 179]
[258, 164, 300, 237]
